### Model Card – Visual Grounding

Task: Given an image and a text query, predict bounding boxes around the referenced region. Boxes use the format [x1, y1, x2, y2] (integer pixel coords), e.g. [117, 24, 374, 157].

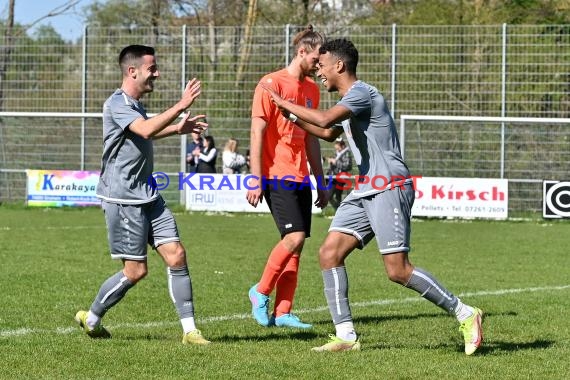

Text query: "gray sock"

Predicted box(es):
[168, 266, 194, 319]
[405, 267, 458, 313]
[322, 267, 353, 325]
[90, 271, 134, 318]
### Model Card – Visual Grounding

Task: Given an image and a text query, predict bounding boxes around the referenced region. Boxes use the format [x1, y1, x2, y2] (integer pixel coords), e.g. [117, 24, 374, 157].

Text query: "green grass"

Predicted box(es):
[0, 207, 568, 379]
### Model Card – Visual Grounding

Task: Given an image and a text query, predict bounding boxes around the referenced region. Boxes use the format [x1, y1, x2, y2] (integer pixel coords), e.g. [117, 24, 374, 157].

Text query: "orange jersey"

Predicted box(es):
[251, 69, 320, 181]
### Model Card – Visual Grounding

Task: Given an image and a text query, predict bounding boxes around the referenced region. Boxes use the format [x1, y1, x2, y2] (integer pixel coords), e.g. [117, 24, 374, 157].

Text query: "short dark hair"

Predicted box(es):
[118, 45, 155, 74]
[319, 39, 358, 74]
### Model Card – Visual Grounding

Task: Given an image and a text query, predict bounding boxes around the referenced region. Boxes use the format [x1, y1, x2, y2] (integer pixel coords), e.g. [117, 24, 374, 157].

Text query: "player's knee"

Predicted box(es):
[386, 272, 407, 284]
[384, 265, 410, 285]
[158, 242, 187, 267]
[124, 266, 148, 283]
[318, 244, 342, 269]
[169, 246, 187, 267]
[282, 232, 305, 253]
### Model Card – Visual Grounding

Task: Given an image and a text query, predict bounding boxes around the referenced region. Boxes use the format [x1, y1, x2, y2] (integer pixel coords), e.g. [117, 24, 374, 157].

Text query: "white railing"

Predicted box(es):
[400, 115, 570, 178]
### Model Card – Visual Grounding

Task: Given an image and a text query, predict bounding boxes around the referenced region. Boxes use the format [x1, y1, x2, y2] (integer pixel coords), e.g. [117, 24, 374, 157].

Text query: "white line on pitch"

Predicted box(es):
[0, 226, 106, 231]
[1, 284, 568, 338]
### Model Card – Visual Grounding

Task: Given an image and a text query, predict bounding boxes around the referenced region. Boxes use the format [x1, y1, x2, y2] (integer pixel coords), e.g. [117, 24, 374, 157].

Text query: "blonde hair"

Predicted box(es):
[224, 138, 238, 153]
[292, 25, 324, 54]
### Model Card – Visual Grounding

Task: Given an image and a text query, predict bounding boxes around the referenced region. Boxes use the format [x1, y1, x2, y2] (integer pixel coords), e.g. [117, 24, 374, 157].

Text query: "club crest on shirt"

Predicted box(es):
[305, 98, 313, 108]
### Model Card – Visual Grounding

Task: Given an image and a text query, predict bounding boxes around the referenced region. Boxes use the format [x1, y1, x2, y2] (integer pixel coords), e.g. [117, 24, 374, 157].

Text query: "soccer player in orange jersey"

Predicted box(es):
[246, 25, 328, 329]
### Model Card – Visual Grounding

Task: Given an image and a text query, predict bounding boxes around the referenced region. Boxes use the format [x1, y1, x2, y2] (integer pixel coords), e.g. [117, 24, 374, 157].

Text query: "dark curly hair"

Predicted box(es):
[319, 39, 359, 74]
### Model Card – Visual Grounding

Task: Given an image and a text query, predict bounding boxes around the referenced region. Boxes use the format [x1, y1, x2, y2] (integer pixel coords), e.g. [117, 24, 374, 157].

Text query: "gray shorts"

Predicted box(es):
[329, 185, 415, 254]
[102, 195, 180, 261]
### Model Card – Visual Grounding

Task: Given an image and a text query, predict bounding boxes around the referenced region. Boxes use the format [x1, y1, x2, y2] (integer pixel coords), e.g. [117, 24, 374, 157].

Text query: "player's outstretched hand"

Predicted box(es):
[176, 112, 208, 135]
[260, 83, 291, 118]
[180, 78, 202, 110]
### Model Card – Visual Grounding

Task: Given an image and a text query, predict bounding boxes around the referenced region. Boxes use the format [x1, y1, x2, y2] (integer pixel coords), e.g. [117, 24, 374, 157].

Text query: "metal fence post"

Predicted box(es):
[400, 117, 406, 159]
[81, 25, 88, 171]
[391, 23, 397, 119]
[285, 24, 291, 67]
[180, 24, 187, 206]
[500, 23, 507, 179]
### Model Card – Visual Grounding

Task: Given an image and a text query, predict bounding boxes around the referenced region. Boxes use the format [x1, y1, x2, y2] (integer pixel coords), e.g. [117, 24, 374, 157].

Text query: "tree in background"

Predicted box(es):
[84, 0, 179, 40]
[361, 0, 570, 25]
[2, 0, 568, 117]
[0, 0, 15, 113]
[0, 0, 80, 111]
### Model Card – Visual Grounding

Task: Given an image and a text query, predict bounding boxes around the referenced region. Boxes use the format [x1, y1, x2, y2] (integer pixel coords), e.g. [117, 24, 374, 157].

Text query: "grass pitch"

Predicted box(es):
[0, 206, 568, 379]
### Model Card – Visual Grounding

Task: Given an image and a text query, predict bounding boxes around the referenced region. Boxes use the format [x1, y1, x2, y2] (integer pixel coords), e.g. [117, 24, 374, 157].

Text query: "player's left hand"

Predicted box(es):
[177, 112, 209, 135]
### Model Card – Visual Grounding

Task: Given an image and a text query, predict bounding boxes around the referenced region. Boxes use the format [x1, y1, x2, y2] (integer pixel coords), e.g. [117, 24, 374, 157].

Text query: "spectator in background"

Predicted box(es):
[194, 135, 217, 173]
[244, 148, 251, 173]
[222, 138, 247, 174]
[327, 138, 352, 209]
[186, 131, 203, 173]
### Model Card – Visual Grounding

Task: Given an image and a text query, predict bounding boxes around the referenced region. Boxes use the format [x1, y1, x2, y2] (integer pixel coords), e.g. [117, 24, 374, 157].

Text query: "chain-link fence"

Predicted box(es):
[0, 24, 568, 213]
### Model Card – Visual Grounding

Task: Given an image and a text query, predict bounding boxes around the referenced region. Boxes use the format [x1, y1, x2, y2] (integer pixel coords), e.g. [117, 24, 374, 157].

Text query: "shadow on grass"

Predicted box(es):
[363, 339, 554, 355]
[474, 339, 555, 354]
[347, 310, 516, 325]
[215, 329, 318, 343]
[310, 310, 553, 355]
[353, 312, 446, 324]
[120, 333, 175, 341]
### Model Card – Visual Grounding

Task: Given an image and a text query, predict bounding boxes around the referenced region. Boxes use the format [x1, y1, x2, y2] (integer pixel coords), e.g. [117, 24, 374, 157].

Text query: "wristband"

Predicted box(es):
[287, 113, 298, 123]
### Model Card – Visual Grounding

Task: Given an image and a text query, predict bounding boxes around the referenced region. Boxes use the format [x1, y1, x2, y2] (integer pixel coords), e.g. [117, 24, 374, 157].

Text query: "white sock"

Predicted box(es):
[335, 321, 357, 342]
[86, 310, 101, 330]
[181, 317, 197, 334]
[454, 299, 474, 322]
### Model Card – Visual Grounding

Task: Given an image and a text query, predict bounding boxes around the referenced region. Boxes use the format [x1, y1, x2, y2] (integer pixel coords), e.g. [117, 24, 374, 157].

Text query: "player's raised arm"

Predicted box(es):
[130, 79, 203, 139]
[295, 118, 343, 142]
[262, 82, 350, 125]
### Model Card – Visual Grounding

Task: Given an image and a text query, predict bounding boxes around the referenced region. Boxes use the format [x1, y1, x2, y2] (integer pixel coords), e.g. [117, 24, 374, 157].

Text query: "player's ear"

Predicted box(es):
[336, 59, 345, 73]
[128, 65, 137, 78]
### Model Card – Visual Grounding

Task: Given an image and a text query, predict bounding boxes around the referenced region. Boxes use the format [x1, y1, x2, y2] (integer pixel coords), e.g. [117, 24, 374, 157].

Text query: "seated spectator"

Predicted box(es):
[193, 135, 217, 173]
[222, 138, 247, 174]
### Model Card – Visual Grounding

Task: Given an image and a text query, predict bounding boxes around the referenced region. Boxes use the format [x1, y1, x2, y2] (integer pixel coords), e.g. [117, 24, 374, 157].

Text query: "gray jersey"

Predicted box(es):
[338, 80, 410, 198]
[96, 89, 158, 205]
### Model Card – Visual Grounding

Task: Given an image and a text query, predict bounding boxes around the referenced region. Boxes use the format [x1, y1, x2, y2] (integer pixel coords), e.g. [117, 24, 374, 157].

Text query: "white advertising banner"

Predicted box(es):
[182, 174, 508, 219]
[412, 177, 508, 219]
[183, 174, 322, 213]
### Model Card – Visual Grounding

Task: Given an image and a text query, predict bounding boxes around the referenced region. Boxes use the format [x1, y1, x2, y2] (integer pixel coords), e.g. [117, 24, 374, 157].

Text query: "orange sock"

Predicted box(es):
[274, 254, 299, 317]
[257, 242, 294, 295]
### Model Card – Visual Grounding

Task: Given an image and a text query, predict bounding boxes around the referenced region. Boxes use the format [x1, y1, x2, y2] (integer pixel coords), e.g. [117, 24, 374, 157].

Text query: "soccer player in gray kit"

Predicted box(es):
[75, 45, 210, 345]
[263, 38, 484, 354]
